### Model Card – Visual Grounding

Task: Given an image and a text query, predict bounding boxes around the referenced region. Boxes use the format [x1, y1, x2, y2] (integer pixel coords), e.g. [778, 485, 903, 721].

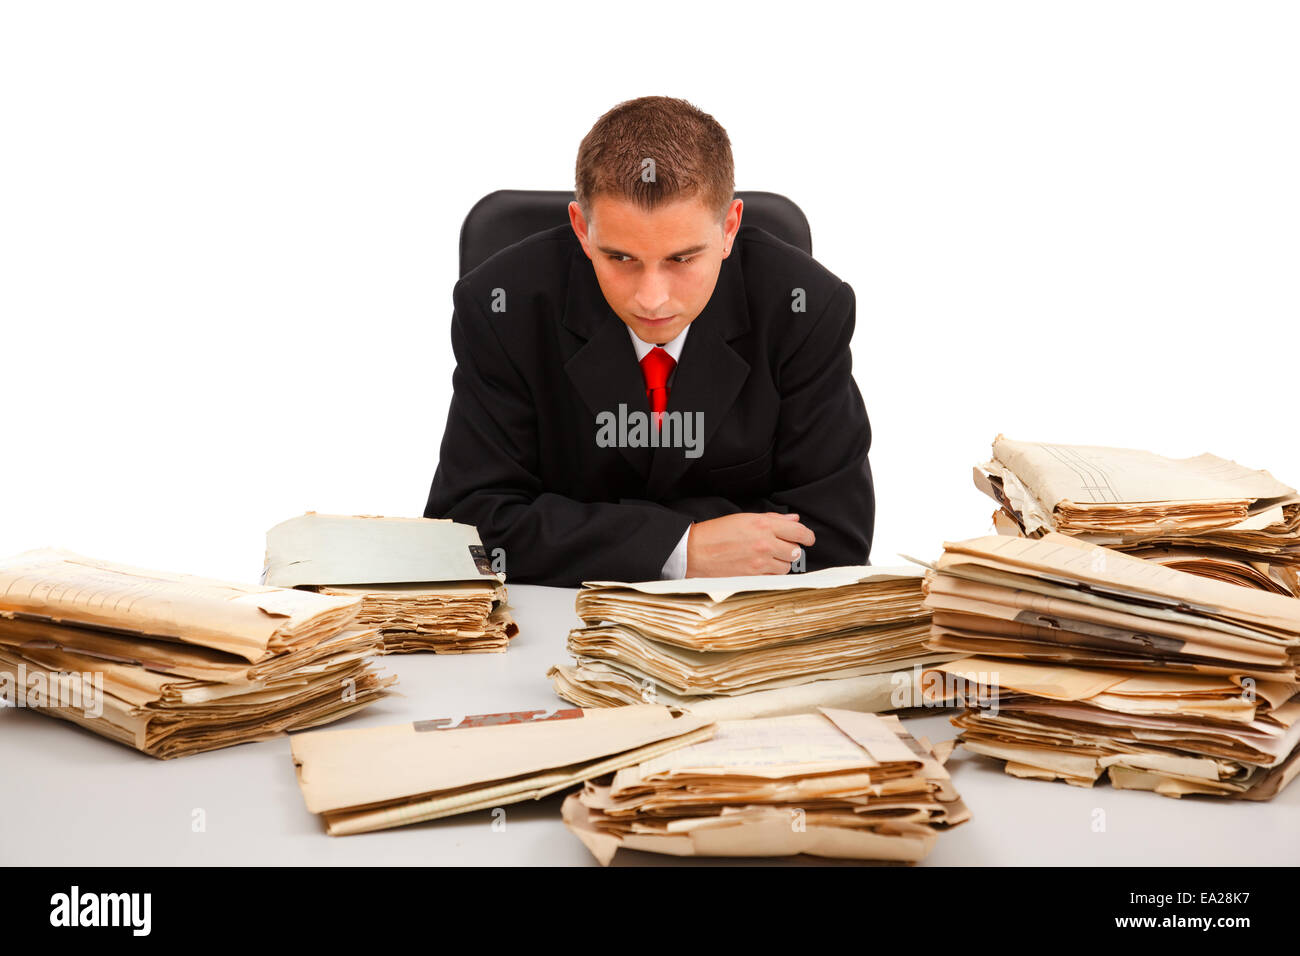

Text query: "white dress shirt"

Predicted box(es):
[627, 324, 690, 365]
[627, 325, 692, 579]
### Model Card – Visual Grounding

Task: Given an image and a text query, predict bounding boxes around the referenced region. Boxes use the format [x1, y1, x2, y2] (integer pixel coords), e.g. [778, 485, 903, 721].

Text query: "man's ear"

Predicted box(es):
[568, 201, 593, 259]
[721, 198, 744, 258]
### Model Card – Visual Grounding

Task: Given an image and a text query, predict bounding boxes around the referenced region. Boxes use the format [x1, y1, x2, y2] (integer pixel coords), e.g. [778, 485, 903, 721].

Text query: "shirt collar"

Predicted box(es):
[627, 323, 690, 364]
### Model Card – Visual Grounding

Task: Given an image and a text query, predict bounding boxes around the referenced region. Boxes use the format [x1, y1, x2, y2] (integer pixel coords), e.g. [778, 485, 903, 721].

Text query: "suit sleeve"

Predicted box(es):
[424, 282, 692, 586]
[766, 280, 875, 568]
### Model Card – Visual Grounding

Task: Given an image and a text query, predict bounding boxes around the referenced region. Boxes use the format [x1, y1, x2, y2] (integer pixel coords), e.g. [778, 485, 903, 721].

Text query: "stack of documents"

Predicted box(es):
[291, 704, 714, 835]
[920, 533, 1300, 798]
[307, 583, 514, 653]
[0, 549, 394, 759]
[264, 513, 517, 654]
[974, 435, 1300, 595]
[563, 708, 971, 864]
[548, 567, 957, 714]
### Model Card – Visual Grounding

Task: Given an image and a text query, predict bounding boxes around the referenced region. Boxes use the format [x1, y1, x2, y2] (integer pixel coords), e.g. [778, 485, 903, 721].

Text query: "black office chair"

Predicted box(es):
[459, 189, 812, 277]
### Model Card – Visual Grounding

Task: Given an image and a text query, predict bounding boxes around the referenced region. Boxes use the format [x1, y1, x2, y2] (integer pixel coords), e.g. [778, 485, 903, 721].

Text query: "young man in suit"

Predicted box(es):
[424, 96, 875, 586]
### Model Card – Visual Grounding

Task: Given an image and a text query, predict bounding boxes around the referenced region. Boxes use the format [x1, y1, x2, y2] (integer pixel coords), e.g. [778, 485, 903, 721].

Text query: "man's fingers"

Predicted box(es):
[757, 556, 795, 574]
[769, 540, 803, 563]
[770, 519, 815, 547]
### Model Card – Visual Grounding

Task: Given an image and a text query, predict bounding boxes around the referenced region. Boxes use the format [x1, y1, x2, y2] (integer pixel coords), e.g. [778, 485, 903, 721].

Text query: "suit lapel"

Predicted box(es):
[562, 251, 653, 477]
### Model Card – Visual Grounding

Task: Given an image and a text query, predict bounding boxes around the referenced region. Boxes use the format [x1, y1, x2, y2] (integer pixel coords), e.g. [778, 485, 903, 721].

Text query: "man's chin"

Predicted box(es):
[626, 314, 689, 344]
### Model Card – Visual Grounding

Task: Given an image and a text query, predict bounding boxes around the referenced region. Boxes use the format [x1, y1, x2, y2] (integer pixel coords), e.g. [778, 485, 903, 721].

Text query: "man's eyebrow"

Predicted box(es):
[595, 244, 710, 259]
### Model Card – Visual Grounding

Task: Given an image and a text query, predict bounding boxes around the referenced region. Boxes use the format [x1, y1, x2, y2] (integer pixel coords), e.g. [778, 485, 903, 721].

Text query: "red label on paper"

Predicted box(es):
[412, 708, 584, 732]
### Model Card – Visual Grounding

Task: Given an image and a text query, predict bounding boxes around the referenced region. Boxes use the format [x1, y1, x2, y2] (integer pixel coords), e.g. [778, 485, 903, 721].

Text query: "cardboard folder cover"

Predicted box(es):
[291, 704, 714, 835]
[263, 513, 497, 588]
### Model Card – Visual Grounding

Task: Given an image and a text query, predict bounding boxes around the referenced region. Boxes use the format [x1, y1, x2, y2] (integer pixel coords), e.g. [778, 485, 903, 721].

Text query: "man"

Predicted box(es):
[424, 96, 874, 586]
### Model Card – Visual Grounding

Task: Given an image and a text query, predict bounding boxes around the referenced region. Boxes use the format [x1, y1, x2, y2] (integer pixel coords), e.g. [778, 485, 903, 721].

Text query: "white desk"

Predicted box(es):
[3, 583, 1297, 866]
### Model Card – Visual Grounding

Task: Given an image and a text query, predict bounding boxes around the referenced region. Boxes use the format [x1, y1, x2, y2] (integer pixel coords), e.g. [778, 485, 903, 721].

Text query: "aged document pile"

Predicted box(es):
[920, 533, 1300, 799]
[548, 566, 957, 715]
[291, 704, 714, 835]
[975, 435, 1300, 595]
[264, 513, 517, 654]
[563, 708, 970, 864]
[0, 549, 393, 758]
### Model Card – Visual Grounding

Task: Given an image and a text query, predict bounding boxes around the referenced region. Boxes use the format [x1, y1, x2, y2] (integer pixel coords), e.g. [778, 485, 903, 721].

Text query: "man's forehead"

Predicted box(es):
[588, 195, 722, 255]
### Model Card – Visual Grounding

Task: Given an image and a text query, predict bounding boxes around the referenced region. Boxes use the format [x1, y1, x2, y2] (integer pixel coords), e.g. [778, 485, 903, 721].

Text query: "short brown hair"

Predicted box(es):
[575, 96, 734, 221]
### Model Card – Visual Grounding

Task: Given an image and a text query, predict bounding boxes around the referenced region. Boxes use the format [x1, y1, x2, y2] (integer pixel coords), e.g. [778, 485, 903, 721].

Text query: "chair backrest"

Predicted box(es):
[459, 189, 812, 277]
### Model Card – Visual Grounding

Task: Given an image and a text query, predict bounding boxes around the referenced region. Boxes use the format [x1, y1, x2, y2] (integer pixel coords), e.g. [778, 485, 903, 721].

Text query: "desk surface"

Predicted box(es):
[3, 583, 1296, 866]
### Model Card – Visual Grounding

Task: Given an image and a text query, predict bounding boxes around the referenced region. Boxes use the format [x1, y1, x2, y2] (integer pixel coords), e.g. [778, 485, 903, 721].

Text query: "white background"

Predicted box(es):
[2, 1, 1297, 582]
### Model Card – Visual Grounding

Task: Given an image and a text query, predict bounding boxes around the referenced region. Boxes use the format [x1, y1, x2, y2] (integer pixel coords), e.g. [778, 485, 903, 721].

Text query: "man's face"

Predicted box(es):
[570, 195, 743, 345]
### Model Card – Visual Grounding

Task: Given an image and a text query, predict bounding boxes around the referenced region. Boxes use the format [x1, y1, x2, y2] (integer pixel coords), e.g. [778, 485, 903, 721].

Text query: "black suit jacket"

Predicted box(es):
[424, 223, 875, 586]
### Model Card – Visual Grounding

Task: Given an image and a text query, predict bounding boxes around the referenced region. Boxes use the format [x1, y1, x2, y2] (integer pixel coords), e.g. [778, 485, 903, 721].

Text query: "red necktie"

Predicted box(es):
[640, 346, 676, 430]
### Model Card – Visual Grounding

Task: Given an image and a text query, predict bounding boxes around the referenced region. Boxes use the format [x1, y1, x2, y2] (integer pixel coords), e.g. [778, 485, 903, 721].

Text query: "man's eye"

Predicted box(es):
[672, 256, 695, 265]
[608, 254, 633, 263]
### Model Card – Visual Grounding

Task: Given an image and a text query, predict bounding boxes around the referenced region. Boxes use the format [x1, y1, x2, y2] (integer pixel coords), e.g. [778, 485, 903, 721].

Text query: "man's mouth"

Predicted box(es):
[634, 314, 677, 324]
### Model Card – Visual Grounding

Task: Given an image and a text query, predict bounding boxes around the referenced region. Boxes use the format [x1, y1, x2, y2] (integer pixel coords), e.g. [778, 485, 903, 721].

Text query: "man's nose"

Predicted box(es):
[633, 269, 671, 316]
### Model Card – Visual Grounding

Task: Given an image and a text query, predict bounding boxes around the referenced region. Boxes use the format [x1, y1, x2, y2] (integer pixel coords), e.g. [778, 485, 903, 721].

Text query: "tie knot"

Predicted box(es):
[640, 346, 676, 391]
